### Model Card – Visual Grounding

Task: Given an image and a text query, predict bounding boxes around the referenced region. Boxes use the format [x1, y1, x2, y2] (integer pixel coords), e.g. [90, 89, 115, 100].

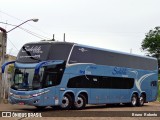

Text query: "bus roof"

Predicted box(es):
[23, 41, 157, 61]
[24, 41, 75, 45]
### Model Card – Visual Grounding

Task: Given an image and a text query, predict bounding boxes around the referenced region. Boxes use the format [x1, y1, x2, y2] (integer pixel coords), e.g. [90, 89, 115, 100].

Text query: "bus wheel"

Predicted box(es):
[138, 94, 145, 106]
[74, 94, 86, 110]
[60, 94, 73, 110]
[130, 94, 138, 107]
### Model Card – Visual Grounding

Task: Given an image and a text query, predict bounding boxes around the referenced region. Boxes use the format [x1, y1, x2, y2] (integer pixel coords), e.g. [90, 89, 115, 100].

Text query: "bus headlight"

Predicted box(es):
[32, 90, 50, 97]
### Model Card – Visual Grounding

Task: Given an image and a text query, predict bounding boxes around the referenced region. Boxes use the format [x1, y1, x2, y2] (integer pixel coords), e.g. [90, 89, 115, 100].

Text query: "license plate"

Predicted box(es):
[19, 102, 24, 105]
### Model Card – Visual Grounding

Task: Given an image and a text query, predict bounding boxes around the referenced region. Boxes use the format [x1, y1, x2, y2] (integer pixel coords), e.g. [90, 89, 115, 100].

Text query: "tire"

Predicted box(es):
[74, 94, 86, 110]
[51, 106, 60, 110]
[137, 94, 145, 106]
[130, 94, 138, 107]
[60, 94, 73, 110]
[35, 106, 46, 110]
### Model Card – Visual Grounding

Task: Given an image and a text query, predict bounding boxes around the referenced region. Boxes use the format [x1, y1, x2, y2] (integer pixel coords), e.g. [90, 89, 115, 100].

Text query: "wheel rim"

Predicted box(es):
[132, 96, 137, 106]
[61, 96, 69, 108]
[75, 97, 83, 108]
[139, 96, 144, 105]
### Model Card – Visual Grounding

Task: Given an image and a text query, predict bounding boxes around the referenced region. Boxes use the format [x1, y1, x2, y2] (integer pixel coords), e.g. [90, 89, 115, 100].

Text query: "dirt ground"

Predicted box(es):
[0, 102, 160, 120]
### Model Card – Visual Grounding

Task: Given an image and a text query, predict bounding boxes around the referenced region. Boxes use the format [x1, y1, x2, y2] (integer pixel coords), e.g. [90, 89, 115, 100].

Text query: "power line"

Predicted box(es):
[0, 21, 50, 54]
[7, 37, 19, 51]
[0, 10, 51, 37]
[0, 10, 22, 21]
[0, 21, 16, 27]
[20, 27, 50, 40]
[26, 22, 51, 37]
[0, 21, 50, 39]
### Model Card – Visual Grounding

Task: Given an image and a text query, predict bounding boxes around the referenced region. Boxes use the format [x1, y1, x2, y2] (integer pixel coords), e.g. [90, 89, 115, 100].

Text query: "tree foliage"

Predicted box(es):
[141, 26, 160, 71]
[7, 65, 14, 74]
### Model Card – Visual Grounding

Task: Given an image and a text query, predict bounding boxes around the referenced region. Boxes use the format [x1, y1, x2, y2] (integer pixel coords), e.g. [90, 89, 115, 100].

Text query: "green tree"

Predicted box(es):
[141, 26, 160, 72]
[7, 65, 14, 74]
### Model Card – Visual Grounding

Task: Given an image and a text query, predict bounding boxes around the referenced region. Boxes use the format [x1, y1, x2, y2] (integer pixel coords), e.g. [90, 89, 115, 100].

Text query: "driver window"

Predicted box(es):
[46, 74, 53, 85]
[43, 66, 57, 87]
[42, 64, 63, 88]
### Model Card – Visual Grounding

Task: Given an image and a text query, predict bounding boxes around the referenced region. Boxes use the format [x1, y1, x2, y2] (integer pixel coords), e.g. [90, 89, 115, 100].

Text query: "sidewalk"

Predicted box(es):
[0, 103, 35, 111]
[0, 99, 8, 104]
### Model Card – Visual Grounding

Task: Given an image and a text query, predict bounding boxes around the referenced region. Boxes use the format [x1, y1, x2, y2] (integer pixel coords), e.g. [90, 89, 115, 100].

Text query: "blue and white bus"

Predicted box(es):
[2, 41, 158, 110]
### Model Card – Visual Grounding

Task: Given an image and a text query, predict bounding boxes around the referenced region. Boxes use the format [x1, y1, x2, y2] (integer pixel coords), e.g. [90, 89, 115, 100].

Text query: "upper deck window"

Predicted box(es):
[69, 46, 157, 70]
[17, 44, 51, 63]
[16, 43, 73, 63]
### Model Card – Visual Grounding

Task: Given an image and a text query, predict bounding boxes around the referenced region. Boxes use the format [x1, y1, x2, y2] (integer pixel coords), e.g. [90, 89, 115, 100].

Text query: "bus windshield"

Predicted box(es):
[11, 68, 40, 90]
[11, 64, 64, 90]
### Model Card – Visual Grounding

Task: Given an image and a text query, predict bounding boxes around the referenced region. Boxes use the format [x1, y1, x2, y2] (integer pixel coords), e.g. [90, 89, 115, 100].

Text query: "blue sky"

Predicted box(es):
[0, 0, 160, 56]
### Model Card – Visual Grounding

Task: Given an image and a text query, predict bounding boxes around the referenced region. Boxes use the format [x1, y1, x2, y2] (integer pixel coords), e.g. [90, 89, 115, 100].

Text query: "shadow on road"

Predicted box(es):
[17, 103, 149, 112]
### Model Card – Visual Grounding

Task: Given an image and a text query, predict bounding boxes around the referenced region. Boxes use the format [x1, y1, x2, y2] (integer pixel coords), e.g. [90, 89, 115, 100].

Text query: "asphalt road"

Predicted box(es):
[0, 102, 160, 120]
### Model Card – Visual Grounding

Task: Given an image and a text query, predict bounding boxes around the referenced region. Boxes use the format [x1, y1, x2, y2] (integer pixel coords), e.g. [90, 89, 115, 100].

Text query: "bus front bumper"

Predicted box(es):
[8, 95, 43, 106]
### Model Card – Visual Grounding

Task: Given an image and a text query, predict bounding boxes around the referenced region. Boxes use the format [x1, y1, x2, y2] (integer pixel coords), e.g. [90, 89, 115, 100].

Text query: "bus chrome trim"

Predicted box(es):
[66, 43, 76, 67]
[60, 88, 66, 91]
[66, 63, 95, 67]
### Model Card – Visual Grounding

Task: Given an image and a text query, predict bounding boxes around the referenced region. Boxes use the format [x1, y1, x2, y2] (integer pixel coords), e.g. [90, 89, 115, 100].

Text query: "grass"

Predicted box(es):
[158, 74, 160, 80]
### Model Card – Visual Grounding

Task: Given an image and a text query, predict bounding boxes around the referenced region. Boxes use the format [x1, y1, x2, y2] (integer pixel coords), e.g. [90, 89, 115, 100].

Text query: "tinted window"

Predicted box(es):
[41, 63, 65, 88]
[48, 44, 73, 61]
[69, 46, 157, 70]
[67, 75, 134, 89]
[151, 81, 157, 87]
[16, 42, 73, 63]
[17, 44, 51, 63]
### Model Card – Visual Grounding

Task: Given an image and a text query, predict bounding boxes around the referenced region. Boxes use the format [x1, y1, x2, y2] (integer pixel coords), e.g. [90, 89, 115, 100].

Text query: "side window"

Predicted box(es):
[45, 73, 58, 86]
[151, 81, 157, 87]
[69, 46, 157, 71]
[42, 65, 63, 88]
[67, 75, 134, 89]
[69, 46, 91, 64]
[67, 76, 90, 88]
[102, 77, 134, 89]
[48, 44, 73, 61]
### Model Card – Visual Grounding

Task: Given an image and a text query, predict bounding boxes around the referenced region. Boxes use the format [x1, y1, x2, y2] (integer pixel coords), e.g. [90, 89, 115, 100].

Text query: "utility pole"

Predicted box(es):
[0, 19, 39, 103]
[0, 19, 38, 102]
[64, 33, 65, 42]
[0, 27, 7, 102]
[130, 48, 132, 54]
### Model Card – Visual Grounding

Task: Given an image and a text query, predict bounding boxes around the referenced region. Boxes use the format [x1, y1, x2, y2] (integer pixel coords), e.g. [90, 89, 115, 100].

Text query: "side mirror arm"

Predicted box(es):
[1, 61, 15, 73]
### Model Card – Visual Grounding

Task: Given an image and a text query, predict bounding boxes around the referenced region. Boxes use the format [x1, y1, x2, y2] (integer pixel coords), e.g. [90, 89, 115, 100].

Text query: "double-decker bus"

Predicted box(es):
[2, 41, 158, 110]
